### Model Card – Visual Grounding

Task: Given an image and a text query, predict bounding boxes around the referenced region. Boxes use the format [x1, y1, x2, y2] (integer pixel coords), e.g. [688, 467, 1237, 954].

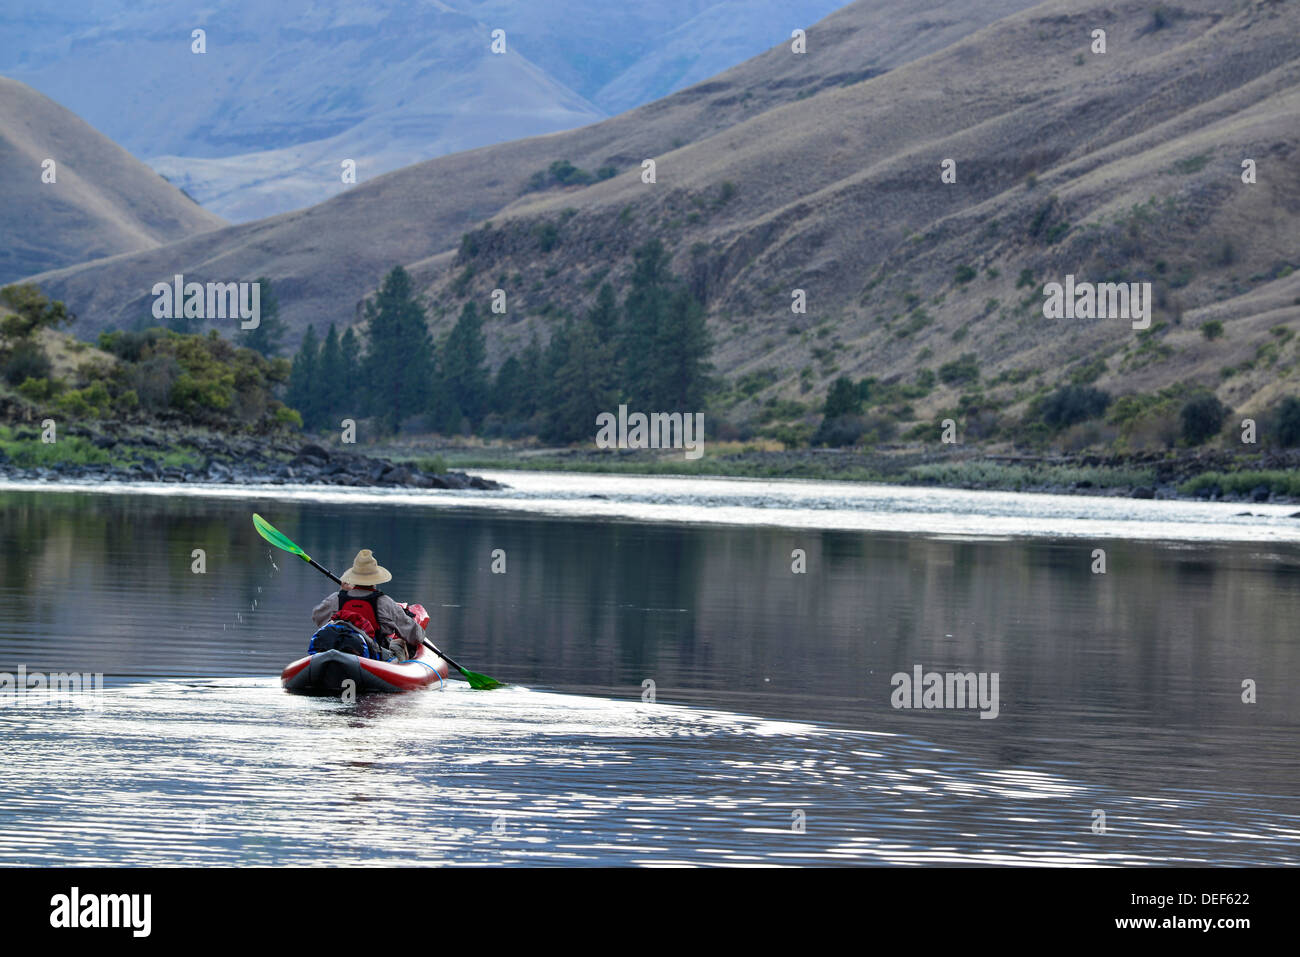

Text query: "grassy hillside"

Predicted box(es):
[422, 0, 1300, 445]
[0, 77, 226, 283]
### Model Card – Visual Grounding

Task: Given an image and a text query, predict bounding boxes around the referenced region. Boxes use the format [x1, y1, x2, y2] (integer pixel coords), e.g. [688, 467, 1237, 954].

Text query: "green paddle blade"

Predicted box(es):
[252, 513, 312, 562]
[461, 669, 505, 691]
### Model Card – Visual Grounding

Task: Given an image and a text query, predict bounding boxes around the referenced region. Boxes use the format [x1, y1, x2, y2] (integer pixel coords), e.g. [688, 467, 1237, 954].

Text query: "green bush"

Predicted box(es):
[536, 222, 561, 252]
[1271, 396, 1300, 447]
[822, 376, 862, 417]
[766, 422, 815, 450]
[1069, 357, 1107, 385]
[3, 340, 51, 385]
[1200, 320, 1224, 340]
[812, 413, 889, 448]
[0, 435, 114, 468]
[736, 368, 778, 397]
[939, 353, 980, 386]
[274, 405, 303, 429]
[1039, 385, 1111, 429]
[549, 160, 592, 186]
[1180, 392, 1228, 445]
[98, 328, 166, 362]
[1181, 471, 1300, 498]
[411, 455, 448, 474]
[16, 376, 59, 401]
[54, 382, 111, 418]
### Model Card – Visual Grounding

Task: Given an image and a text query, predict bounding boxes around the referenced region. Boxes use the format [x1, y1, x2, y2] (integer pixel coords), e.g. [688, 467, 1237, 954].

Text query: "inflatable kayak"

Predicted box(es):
[281, 601, 450, 695]
[281, 640, 450, 695]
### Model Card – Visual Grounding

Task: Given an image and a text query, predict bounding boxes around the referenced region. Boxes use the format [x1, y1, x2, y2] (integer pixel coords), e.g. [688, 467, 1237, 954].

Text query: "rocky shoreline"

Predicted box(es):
[5, 420, 1299, 505]
[0, 424, 505, 490]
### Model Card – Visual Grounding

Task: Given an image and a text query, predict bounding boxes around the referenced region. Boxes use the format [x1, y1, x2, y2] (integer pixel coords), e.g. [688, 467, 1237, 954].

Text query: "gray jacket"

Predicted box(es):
[312, 588, 426, 650]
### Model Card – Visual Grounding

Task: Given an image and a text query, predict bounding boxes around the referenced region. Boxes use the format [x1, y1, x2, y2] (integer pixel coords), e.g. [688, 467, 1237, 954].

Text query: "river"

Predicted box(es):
[0, 472, 1296, 865]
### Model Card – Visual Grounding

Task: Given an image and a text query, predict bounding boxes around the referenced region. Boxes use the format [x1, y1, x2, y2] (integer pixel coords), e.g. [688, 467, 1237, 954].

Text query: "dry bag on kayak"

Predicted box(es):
[308, 620, 381, 659]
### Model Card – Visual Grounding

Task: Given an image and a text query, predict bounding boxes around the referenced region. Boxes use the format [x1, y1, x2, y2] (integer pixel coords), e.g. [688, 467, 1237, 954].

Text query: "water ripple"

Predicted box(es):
[1, 679, 1294, 866]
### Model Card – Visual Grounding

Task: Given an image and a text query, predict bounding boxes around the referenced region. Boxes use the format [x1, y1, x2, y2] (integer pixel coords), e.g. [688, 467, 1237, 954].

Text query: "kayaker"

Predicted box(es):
[311, 549, 425, 661]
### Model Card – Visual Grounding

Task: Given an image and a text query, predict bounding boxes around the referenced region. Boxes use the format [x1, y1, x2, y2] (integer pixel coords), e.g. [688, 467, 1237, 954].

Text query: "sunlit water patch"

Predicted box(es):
[1, 679, 1294, 867]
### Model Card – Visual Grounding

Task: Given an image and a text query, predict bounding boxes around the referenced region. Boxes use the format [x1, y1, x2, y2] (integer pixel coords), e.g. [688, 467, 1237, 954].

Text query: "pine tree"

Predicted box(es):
[286, 325, 320, 429]
[360, 266, 434, 433]
[492, 355, 525, 418]
[516, 333, 544, 420]
[437, 301, 490, 431]
[339, 327, 361, 384]
[541, 322, 572, 439]
[548, 318, 618, 443]
[651, 286, 712, 409]
[588, 282, 619, 345]
[619, 239, 673, 406]
[237, 277, 288, 357]
[316, 323, 344, 425]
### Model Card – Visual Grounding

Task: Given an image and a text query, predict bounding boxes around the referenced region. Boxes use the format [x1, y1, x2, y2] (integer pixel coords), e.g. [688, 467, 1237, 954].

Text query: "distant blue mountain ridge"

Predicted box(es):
[0, 0, 846, 219]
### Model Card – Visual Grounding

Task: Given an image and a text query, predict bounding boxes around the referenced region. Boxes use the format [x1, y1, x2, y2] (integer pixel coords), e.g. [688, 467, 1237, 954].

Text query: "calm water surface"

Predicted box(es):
[0, 474, 1297, 866]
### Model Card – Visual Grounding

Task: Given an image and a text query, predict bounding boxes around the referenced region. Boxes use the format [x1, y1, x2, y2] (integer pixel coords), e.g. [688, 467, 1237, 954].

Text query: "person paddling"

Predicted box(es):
[311, 549, 424, 662]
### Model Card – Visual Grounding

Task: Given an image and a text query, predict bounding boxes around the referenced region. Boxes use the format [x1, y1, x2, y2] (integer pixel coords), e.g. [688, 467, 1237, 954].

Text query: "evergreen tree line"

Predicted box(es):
[284, 239, 713, 441]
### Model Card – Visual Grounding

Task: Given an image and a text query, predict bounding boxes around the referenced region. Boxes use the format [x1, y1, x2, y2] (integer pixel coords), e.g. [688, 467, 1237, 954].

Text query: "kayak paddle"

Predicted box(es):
[252, 512, 504, 690]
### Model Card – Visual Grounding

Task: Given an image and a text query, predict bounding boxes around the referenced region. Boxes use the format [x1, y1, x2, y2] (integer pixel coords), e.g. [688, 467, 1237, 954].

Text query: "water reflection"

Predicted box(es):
[0, 485, 1297, 865]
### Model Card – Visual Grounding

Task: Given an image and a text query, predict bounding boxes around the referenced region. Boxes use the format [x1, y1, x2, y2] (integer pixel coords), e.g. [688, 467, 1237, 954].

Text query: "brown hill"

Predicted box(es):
[427, 0, 1300, 429]
[17, 0, 1300, 431]
[0, 77, 226, 284]
[15, 0, 1038, 334]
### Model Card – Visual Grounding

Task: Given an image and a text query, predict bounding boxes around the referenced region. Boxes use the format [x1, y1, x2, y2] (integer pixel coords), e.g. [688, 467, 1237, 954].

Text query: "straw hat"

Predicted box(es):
[341, 549, 392, 586]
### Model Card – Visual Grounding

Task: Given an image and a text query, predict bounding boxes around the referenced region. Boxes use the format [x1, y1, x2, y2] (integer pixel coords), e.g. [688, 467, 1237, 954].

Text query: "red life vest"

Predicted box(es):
[331, 589, 390, 639]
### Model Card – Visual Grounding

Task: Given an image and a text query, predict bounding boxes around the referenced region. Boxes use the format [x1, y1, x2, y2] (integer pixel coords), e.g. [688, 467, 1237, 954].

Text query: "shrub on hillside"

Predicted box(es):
[1270, 396, 1300, 448]
[813, 416, 862, 447]
[98, 328, 167, 362]
[1060, 420, 1117, 452]
[1180, 392, 1228, 445]
[1039, 385, 1111, 429]
[16, 376, 60, 402]
[3, 340, 51, 386]
[938, 353, 980, 386]
[1069, 357, 1107, 385]
[812, 412, 896, 448]
[822, 376, 862, 418]
[0, 283, 72, 341]
[55, 382, 111, 418]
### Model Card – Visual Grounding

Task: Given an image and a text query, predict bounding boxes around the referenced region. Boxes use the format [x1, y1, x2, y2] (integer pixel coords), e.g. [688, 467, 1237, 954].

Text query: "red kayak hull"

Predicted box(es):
[281, 642, 451, 695]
